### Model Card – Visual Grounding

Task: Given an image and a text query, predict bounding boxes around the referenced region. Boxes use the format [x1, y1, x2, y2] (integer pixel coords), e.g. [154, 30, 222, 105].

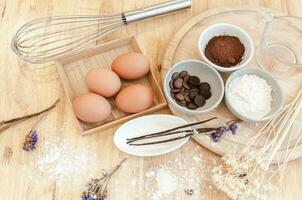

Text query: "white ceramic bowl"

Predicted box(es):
[163, 59, 224, 115]
[198, 23, 254, 72]
[225, 67, 283, 122]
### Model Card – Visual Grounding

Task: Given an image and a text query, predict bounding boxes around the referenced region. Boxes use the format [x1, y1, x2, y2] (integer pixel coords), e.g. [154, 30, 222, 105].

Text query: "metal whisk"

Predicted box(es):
[11, 0, 191, 64]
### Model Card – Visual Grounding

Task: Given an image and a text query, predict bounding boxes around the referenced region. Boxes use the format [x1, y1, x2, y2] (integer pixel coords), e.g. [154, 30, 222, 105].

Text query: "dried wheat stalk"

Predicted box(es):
[212, 87, 302, 200]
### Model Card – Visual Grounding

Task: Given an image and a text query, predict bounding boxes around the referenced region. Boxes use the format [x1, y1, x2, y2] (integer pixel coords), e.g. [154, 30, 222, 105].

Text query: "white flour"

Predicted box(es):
[116, 142, 218, 200]
[227, 74, 272, 119]
[156, 167, 179, 197]
[24, 136, 100, 186]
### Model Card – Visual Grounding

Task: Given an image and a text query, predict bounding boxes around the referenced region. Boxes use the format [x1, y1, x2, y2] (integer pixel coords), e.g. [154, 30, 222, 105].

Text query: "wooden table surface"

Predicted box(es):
[1, 0, 302, 199]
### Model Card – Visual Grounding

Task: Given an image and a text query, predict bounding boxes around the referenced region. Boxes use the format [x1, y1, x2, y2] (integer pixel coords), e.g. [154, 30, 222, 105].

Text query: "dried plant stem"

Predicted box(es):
[212, 87, 302, 200]
[0, 99, 59, 134]
[107, 158, 127, 179]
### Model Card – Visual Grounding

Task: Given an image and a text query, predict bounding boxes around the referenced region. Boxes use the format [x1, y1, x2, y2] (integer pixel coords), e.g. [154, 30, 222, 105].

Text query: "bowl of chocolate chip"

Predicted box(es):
[198, 23, 254, 72]
[163, 59, 224, 115]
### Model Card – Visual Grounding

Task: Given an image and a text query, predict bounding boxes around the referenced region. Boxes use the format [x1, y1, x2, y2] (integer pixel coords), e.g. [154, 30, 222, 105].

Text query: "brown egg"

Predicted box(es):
[72, 93, 111, 123]
[85, 68, 121, 97]
[112, 52, 150, 80]
[115, 84, 154, 113]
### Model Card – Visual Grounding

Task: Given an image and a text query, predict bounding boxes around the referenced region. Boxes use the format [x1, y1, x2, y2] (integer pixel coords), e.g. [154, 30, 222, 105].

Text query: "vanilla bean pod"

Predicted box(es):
[127, 117, 217, 142]
[127, 127, 217, 144]
[129, 127, 220, 146]
[129, 133, 194, 146]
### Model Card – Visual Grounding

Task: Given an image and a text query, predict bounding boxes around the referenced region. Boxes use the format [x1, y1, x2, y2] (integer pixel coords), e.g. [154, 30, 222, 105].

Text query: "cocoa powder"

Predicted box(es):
[205, 35, 245, 67]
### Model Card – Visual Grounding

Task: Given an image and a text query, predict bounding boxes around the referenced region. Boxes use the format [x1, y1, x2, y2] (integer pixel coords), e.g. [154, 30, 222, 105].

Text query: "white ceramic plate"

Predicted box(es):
[114, 114, 189, 156]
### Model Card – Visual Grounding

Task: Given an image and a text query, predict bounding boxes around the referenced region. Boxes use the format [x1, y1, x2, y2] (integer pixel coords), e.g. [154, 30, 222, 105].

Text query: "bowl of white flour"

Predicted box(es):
[225, 67, 283, 122]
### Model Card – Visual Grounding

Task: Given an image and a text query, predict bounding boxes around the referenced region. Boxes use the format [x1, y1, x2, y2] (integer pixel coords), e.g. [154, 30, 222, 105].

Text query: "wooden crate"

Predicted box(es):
[55, 36, 167, 135]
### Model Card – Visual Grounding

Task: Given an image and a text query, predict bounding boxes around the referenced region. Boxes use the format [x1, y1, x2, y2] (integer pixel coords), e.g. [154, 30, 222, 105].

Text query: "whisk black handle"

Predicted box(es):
[124, 0, 191, 24]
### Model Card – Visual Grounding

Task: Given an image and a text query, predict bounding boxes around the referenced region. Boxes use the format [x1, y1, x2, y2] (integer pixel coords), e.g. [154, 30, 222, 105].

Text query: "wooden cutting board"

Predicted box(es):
[161, 6, 302, 163]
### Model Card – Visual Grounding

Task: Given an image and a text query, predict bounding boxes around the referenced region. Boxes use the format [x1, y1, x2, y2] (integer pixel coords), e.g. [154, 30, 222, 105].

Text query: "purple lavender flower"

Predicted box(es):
[210, 120, 239, 142]
[211, 131, 222, 142]
[23, 130, 38, 151]
[221, 125, 229, 133]
[81, 192, 96, 200]
[229, 122, 238, 135]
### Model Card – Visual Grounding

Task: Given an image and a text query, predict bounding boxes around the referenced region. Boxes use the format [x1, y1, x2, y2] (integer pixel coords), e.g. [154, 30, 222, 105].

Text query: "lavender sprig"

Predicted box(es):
[23, 129, 38, 151]
[81, 159, 127, 200]
[210, 120, 239, 142]
[22, 101, 58, 152]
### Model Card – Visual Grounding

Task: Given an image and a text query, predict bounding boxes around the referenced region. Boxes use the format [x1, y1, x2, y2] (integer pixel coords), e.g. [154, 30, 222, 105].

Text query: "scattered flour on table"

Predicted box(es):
[24, 135, 101, 186]
[155, 167, 178, 198]
[227, 74, 272, 119]
[121, 143, 218, 200]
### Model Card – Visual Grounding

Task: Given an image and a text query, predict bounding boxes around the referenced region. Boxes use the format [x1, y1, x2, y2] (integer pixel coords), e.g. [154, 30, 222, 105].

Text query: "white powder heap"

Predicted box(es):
[118, 143, 218, 200]
[227, 74, 272, 119]
[26, 136, 100, 186]
[156, 167, 179, 197]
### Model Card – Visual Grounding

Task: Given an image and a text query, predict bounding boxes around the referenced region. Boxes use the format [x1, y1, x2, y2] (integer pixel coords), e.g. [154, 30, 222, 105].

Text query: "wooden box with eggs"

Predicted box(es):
[55, 36, 167, 135]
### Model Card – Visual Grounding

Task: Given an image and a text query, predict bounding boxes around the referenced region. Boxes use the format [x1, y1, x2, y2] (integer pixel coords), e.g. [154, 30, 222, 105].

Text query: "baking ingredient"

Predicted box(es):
[156, 167, 179, 196]
[112, 52, 150, 80]
[169, 70, 211, 110]
[85, 68, 121, 97]
[115, 84, 154, 113]
[72, 93, 111, 123]
[205, 35, 245, 67]
[28, 136, 102, 186]
[124, 142, 218, 200]
[227, 74, 272, 119]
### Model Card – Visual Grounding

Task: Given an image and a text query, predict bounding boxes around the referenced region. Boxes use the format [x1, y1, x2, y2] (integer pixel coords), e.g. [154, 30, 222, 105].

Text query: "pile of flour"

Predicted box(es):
[227, 74, 272, 119]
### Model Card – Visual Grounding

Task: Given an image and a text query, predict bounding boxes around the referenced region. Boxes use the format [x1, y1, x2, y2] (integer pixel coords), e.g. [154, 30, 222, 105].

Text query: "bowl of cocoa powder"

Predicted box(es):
[198, 23, 254, 72]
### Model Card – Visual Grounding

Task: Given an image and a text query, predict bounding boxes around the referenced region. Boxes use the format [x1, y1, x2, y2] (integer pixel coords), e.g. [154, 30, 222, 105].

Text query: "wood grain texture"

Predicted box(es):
[0, 0, 301, 200]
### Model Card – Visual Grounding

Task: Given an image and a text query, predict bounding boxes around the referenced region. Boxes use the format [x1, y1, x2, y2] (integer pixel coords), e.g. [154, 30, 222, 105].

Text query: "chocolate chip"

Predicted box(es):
[183, 82, 191, 89]
[179, 71, 188, 78]
[177, 100, 187, 106]
[200, 90, 212, 100]
[190, 88, 199, 93]
[188, 82, 198, 89]
[175, 93, 185, 101]
[186, 103, 198, 110]
[188, 76, 200, 86]
[184, 93, 191, 103]
[174, 78, 183, 89]
[184, 75, 190, 82]
[169, 80, 175, 89]
[170, 92, 176, 100]
[194, 95, 205, 107]
[189, 91, 199, 100]
[171, 88, 181, 93]
[169, 71, 210, 110]
[199, 82, 211, 91]
[180, 87, 185, 93]
[172, 72, 179, 80]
